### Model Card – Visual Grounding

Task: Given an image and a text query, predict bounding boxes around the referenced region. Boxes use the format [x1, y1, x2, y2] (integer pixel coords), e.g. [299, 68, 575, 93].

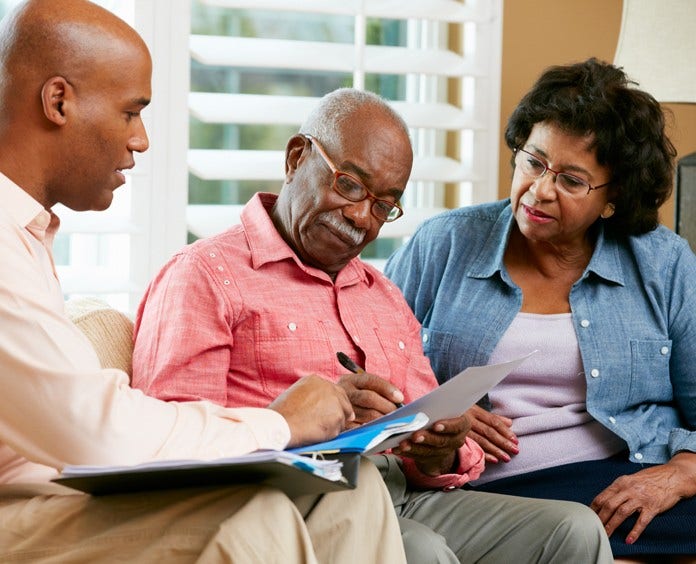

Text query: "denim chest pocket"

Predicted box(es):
[421, 328, 452, 356]
[421, 328, 462, 382]
[627, 339, 673, 404]
[252, 313, 333, 401]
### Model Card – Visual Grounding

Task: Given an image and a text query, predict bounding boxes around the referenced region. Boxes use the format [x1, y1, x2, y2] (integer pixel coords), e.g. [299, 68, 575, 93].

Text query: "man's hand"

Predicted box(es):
[467, 405, 518, 464]
[392, 413, 471, 476]
[590, 452, 696, 545]
[337, 372, 404, 427]
[269, 375, 354, 448]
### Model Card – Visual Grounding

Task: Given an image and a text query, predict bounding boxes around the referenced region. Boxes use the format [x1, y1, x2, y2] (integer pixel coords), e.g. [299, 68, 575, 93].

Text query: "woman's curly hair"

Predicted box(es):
[505, 58, 676, 236]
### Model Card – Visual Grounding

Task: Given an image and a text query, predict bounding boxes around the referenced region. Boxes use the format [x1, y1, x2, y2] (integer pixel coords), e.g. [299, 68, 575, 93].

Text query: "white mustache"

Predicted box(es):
[318, 212, 366, 246]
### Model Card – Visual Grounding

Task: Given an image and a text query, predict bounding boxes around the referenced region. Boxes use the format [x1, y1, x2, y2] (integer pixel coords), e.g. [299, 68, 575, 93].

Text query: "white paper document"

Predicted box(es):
[363, 351, 537, 454]
[59, 450, 344, 481]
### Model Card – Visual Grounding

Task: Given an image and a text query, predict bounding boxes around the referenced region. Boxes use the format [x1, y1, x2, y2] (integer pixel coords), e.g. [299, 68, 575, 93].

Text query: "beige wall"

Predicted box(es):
[499, 0, 696, 229]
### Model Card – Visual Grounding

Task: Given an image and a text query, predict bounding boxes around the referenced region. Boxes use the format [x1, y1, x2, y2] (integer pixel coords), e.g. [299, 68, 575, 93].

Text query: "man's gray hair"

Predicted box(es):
[300, 88, 409, 148]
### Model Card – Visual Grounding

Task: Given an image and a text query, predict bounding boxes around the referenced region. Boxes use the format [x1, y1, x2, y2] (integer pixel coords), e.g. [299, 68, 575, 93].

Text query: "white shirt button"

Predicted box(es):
[580, 319, 590, 328]
[209, 252, 216, 258]
[288, 322, 297, 331]
[609, 416, 616, 424]
[398, 341, 405, 350]
[223, 279, 230, 285]
[590, 368, 600, 378]
[660, 346, 669, 355]
[217, 265, 224, 271]
[444, 485, 456, 491]
[634, 453, 643, 460]
[422, 334, 429, 343]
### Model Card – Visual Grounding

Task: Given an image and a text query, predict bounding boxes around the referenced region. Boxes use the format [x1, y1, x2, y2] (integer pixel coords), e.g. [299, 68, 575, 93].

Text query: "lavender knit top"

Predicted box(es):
[472, 312, 626, 485]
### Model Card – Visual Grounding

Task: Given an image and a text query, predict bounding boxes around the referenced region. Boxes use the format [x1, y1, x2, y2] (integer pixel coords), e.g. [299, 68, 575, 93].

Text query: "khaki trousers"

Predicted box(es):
[0, 457, 406, 564]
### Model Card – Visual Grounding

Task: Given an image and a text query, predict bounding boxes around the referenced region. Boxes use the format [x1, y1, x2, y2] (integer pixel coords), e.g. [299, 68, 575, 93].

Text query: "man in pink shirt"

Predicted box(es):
[0, 2, 408, 562]
[133, 88, 613, 563]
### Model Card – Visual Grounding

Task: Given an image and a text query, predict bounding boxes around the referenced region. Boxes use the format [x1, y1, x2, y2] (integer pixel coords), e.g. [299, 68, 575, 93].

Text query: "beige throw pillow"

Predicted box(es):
[65, 297, 134, 380]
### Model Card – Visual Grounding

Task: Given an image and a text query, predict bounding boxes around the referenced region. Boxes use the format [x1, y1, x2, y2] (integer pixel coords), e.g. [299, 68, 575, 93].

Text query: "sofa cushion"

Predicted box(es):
[65, 297, 134, 379]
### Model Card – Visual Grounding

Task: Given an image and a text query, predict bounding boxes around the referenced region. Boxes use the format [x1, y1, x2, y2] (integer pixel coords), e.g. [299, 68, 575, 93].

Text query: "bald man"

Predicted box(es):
[0, 2, 406, 562]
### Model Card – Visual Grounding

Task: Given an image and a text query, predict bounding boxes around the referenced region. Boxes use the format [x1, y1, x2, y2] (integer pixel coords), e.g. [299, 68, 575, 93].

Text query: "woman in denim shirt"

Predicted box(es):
[386, 58, 696, 561]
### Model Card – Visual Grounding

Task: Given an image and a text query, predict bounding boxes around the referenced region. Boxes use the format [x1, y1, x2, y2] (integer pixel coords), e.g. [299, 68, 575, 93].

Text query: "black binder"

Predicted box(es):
[53, 452, 359, 497]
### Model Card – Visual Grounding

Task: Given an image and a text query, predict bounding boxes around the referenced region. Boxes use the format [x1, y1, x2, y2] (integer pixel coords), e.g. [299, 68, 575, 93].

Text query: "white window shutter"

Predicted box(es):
[185, 0, 503, 253]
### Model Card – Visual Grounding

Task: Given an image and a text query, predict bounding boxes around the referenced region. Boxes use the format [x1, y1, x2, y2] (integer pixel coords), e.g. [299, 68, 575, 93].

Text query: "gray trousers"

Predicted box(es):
[372, 454, 614, 564]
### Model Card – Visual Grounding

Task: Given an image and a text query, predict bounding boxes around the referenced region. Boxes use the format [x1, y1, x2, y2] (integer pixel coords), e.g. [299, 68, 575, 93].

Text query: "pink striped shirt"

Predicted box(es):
[133, 193, 484, 489]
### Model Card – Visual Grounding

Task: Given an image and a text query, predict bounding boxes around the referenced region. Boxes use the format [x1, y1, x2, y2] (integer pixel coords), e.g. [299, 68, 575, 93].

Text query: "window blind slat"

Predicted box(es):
[199, 0, 489, 23]
[188, 149, 285, 181]
[189, 149, 474, 184]
[190, 36, 474, 77]
[190, 36, 353, 72]
[189, 92, 480, 130]
[189, 93, 317, 126]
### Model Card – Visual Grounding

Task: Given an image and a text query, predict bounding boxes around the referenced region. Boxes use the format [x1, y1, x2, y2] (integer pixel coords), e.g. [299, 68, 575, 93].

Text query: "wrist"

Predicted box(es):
[667, 451, 696, 497]
[415, 451, 457, 477]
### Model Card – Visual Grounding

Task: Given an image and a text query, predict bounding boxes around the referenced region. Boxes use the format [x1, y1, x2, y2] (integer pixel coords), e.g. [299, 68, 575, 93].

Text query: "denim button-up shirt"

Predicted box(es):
[385, 200, 696, 464]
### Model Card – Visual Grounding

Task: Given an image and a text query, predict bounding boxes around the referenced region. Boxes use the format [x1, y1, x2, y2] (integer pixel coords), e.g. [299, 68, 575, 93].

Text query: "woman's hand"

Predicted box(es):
[466, 405, 519, 463]
[590, 452, 696, 544]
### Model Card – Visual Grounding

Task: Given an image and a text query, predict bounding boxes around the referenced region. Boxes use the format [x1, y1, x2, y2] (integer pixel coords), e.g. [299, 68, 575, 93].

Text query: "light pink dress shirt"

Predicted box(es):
[133, 193, 485, 490]
[0, 174, 291, 484]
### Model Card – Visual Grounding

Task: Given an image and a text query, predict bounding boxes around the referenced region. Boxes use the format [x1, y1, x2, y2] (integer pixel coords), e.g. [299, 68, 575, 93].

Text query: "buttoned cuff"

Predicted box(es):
[669, 428, 696, 457]
[400, 437, 485, 491]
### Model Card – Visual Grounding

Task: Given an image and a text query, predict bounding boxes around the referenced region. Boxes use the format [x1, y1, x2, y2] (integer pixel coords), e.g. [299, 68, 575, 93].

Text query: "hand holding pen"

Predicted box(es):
[336, 352, 405, 422]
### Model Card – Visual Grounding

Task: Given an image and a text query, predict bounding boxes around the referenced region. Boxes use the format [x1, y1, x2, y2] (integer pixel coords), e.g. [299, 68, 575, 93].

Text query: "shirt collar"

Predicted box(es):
[1, 171, 46, 227]
[467, 200, 625, 286]
[0, 171, 59, 243]
[584, 227, 625, 285]
[467, 202, 515, 279]
[241, 192, 374, 287]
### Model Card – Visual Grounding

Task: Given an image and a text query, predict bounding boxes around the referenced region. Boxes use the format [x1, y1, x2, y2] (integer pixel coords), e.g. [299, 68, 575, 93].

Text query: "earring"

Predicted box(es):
[600, 203, 615, 219]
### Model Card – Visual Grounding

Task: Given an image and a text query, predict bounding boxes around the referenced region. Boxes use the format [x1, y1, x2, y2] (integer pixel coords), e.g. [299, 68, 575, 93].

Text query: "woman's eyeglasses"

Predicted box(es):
[514, 147, 611, 197]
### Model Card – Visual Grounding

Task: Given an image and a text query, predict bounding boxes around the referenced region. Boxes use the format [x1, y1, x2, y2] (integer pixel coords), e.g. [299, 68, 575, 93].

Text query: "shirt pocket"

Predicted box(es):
[371, 327, 413, 394]
[627, 339, 673, 405]
[421, 327, 473, 384]
[253, 312, 333, 402]
[421, 327, 452, 355]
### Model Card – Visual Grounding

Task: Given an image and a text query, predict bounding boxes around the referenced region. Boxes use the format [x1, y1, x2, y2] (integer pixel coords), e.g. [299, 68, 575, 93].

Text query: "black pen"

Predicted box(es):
[336, 351, 404, 409]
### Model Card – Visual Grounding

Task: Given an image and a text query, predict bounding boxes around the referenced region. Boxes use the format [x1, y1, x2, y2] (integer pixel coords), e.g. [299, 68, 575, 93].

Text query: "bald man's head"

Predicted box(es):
[0, 0, 152, 210]
[0, 0, 149, 117]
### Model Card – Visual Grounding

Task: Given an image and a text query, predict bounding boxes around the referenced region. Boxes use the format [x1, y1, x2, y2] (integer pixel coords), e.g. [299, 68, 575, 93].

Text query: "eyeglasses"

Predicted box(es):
[514, 148, 611, 197]
[303, 134, 404, 222]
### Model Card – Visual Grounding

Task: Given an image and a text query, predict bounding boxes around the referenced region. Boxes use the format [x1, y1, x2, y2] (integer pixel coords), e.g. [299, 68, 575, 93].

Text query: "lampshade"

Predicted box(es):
[613, 0, 696, 103]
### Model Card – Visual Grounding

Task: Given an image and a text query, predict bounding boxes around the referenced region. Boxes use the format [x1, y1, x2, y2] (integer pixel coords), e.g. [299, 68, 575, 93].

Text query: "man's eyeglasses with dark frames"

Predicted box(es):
[514, 147, 611, 197]
[303, 134, 404, 222]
